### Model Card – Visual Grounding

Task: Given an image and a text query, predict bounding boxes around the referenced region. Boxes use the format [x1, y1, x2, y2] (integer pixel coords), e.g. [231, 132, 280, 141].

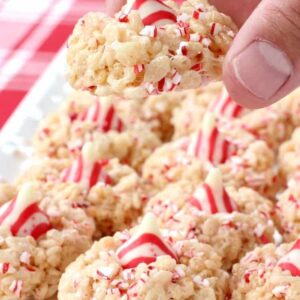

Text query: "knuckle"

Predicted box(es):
[266, 0, 300, 41]
[262, 0, 300, 56]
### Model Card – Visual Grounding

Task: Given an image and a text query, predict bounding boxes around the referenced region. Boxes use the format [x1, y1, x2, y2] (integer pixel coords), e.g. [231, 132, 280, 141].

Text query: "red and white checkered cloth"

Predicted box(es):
[0, 0, 105, 129]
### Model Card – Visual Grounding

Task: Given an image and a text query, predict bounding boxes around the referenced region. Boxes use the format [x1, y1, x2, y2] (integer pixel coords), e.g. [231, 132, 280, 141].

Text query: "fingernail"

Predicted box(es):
[232, 40, 293, 100]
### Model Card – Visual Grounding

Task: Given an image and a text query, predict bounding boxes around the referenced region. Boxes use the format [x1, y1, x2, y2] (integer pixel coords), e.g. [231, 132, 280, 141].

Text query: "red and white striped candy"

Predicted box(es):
[0, 263, 15, 275]
[176, 41, 189, 56]
[210, 23, 222, 36]
[209, 88, 244, 118]
[79, 99, 124, 133]
[116, 213, 177, 269]
[187, 113, 236, 165]
[193, 8, 206, 21]
[134, 64, 145, 74]
[0, 183, 51, 240]
[9, 279, 23, 297]
[124, 0, 177, 26]
[61, 142, 112, 189]
[140, 25, 158, 37]
[278, 239, 300, 276]
[189, 168, 237, 214]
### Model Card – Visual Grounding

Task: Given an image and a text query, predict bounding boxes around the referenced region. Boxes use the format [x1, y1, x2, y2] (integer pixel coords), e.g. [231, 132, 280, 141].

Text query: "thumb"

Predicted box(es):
[223, 0, 300, 108]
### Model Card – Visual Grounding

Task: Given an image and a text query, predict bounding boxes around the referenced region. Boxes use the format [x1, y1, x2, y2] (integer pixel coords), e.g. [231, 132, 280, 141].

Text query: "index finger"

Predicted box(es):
[209, 0, 261, 27]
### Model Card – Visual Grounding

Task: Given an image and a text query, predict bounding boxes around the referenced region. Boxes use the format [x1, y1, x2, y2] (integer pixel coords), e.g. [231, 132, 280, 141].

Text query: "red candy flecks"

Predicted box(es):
[78, 99, 124, 133]
[209, 88, 244, 119]
[120, 0, 177, 26]
[189, 168, 237, 214]
[187, 112, 237, 165]
[60, 142, 112, 189]
[278, 239, 300, 276]
[0, 183, 51, 240]
[116, 213, 177, 269]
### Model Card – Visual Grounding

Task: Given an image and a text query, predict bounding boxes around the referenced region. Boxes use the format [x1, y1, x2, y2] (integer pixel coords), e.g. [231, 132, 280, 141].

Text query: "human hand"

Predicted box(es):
[106, 0, 126, 16]
[211, 0, 300, 108]
[106, 0, 300, 108]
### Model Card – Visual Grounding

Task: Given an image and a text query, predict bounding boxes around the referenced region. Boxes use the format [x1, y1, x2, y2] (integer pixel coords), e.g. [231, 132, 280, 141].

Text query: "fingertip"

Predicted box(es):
[106, 0, 125, 16]
[223, 56, 275, 109]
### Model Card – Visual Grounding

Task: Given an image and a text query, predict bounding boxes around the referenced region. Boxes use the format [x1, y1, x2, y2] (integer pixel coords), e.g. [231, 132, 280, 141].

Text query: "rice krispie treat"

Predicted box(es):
[67, 0, 237, 98]
[145, 168, 275, 269]
[118, 81, 224, 141]
[143, 112, 279, 198]
[274, 179, 300, 242]
[171, 86, 247, 139]
[17, 142, 145, 237]
[230, 240, 300, 299]
[58, 213, 230, 300]
[33, 91, 161, 171]
[0, 182, 94, 300]
[278, 127, 300, 181]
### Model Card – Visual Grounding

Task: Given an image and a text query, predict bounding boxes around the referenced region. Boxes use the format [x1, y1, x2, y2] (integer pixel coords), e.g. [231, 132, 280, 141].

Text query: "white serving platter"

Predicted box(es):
[0, 46, 72, 182]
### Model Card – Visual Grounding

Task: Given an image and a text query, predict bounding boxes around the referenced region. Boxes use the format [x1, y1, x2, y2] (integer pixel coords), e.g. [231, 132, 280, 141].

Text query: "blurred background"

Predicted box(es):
[0, 0, 105, 129]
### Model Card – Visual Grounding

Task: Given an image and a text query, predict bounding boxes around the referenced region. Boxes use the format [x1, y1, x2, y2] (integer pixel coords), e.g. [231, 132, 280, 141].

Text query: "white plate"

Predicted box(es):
[0, 46, 72, 181]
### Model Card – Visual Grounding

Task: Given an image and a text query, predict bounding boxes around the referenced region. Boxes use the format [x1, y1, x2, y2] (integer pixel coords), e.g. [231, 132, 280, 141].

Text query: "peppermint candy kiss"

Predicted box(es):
[79, 99, 124, 133]
[61, 142, 112, 189]
[121, 0, 177, 26]
[187, 113, 237, 165]
[209, 88, 244, 119]
[116, 213, 177, 269]
[278, 239, 300, 276]
[0, 183, 51, 239]
[189, 168, 237, 214]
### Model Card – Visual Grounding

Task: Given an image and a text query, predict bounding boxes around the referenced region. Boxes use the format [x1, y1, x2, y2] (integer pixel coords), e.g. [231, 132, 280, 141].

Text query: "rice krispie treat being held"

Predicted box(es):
[58, 213, 230, 300]
[143, 112, 278, 198]
[230, 240, 300, 299]
[145, 168, 275, 269]
[0, 183, 94, 300]
[17, 142, 145, 237]
[33, 91, 161, 171]
[67, 0, 237, 98]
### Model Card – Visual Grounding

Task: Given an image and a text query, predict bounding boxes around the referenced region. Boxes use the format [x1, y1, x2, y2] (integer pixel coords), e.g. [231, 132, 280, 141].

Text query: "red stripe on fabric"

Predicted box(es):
[10, 203, 39, 235]
[0, 0, 105, 129]
[142, 11, 177, 25]
[117, 233, 176, 260]
[122, 256, 157, 269]
[222, 188, 235, 213]
[31, 222, 51, 239]
[208, 128, 218, 163]
[0, 90, 27, 128]
[0, 200, 15, 224]
[74, 155, 83, 182]
[0, 0, 56, 69]
[203, 183, 218, 214]
[279, 262, 300, 276]
[102, 106, 115, 132]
